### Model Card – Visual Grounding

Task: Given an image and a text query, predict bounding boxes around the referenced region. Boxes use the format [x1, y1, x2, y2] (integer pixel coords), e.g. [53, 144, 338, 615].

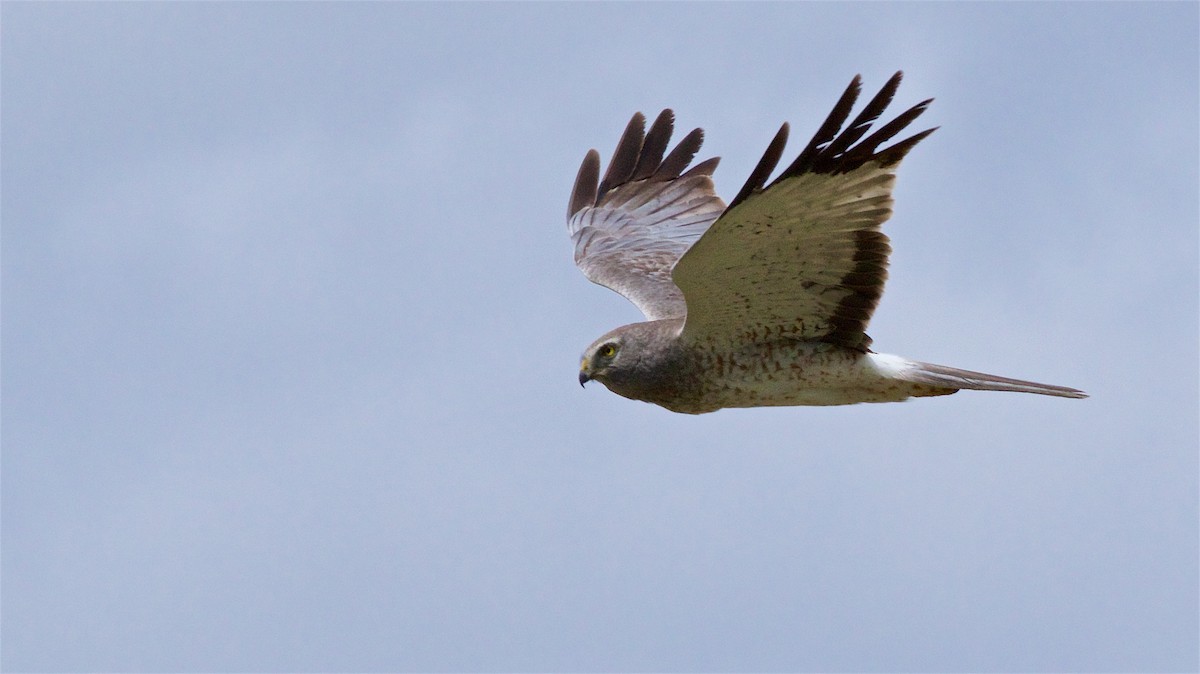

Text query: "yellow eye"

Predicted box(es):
[598, 343, 617, 358]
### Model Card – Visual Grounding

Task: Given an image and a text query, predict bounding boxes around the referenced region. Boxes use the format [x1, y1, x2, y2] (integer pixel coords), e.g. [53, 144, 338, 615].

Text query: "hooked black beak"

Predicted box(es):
[579, 370, 591, 387]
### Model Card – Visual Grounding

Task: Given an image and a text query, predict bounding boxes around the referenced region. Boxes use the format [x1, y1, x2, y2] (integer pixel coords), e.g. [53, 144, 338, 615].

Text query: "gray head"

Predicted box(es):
[578, 319, 688, 403]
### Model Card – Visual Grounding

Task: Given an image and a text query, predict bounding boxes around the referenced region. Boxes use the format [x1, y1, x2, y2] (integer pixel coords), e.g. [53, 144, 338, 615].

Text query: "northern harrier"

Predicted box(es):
[567, 72, 1086, 414]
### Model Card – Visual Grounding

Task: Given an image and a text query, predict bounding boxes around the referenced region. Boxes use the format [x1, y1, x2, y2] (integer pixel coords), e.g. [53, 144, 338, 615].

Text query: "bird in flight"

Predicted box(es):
[566, 72, 1086, 414]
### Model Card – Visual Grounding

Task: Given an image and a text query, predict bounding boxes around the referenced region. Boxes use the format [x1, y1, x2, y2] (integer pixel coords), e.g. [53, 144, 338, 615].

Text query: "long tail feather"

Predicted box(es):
[899, 361, 1087, 399]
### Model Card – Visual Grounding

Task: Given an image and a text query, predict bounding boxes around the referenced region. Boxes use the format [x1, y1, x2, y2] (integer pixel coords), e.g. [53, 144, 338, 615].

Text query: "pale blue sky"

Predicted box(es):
[3, 3, 1197, 672]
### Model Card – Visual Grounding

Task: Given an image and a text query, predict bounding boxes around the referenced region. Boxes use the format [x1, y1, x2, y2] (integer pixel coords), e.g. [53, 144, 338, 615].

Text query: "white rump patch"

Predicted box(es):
[866, 352, 918, 378]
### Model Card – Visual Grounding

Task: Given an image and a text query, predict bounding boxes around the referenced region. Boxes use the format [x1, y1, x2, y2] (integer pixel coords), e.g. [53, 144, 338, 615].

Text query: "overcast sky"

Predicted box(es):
[3, 3, 1197, 672]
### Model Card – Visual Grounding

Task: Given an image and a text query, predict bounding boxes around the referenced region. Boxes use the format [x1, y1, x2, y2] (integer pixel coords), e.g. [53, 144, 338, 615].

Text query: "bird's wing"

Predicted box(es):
[672, 72, 936, 351]
[568, 110, 727, 321]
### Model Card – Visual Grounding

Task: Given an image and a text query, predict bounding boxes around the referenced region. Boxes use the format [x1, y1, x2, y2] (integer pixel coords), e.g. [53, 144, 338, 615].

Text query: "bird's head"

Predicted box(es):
[578, 331, 628, 387]
[578, 319, 683, 394]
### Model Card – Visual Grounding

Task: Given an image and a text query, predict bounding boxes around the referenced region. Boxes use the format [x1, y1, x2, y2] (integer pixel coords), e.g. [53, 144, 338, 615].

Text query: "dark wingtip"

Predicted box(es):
[632, 109, 675, 180]
[567, 149, 602, 219]
[762, 72, 935, 183]
[596, 112, 646, 203]
[575, 109, 714, 215]
[728, 122, 790, 210]
[873, 126, 937, 167]
[654, 127, 705, 180]
[680, 156, 720, 179]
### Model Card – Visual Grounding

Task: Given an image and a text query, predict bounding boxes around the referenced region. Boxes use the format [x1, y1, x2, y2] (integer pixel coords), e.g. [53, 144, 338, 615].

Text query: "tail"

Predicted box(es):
[887, 358, 1087, 399]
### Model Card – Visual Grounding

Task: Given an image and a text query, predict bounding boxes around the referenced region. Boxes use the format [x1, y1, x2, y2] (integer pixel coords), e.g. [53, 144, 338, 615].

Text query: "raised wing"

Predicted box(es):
[672, 72, 936, 351]
[568, 110, 726, 320]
